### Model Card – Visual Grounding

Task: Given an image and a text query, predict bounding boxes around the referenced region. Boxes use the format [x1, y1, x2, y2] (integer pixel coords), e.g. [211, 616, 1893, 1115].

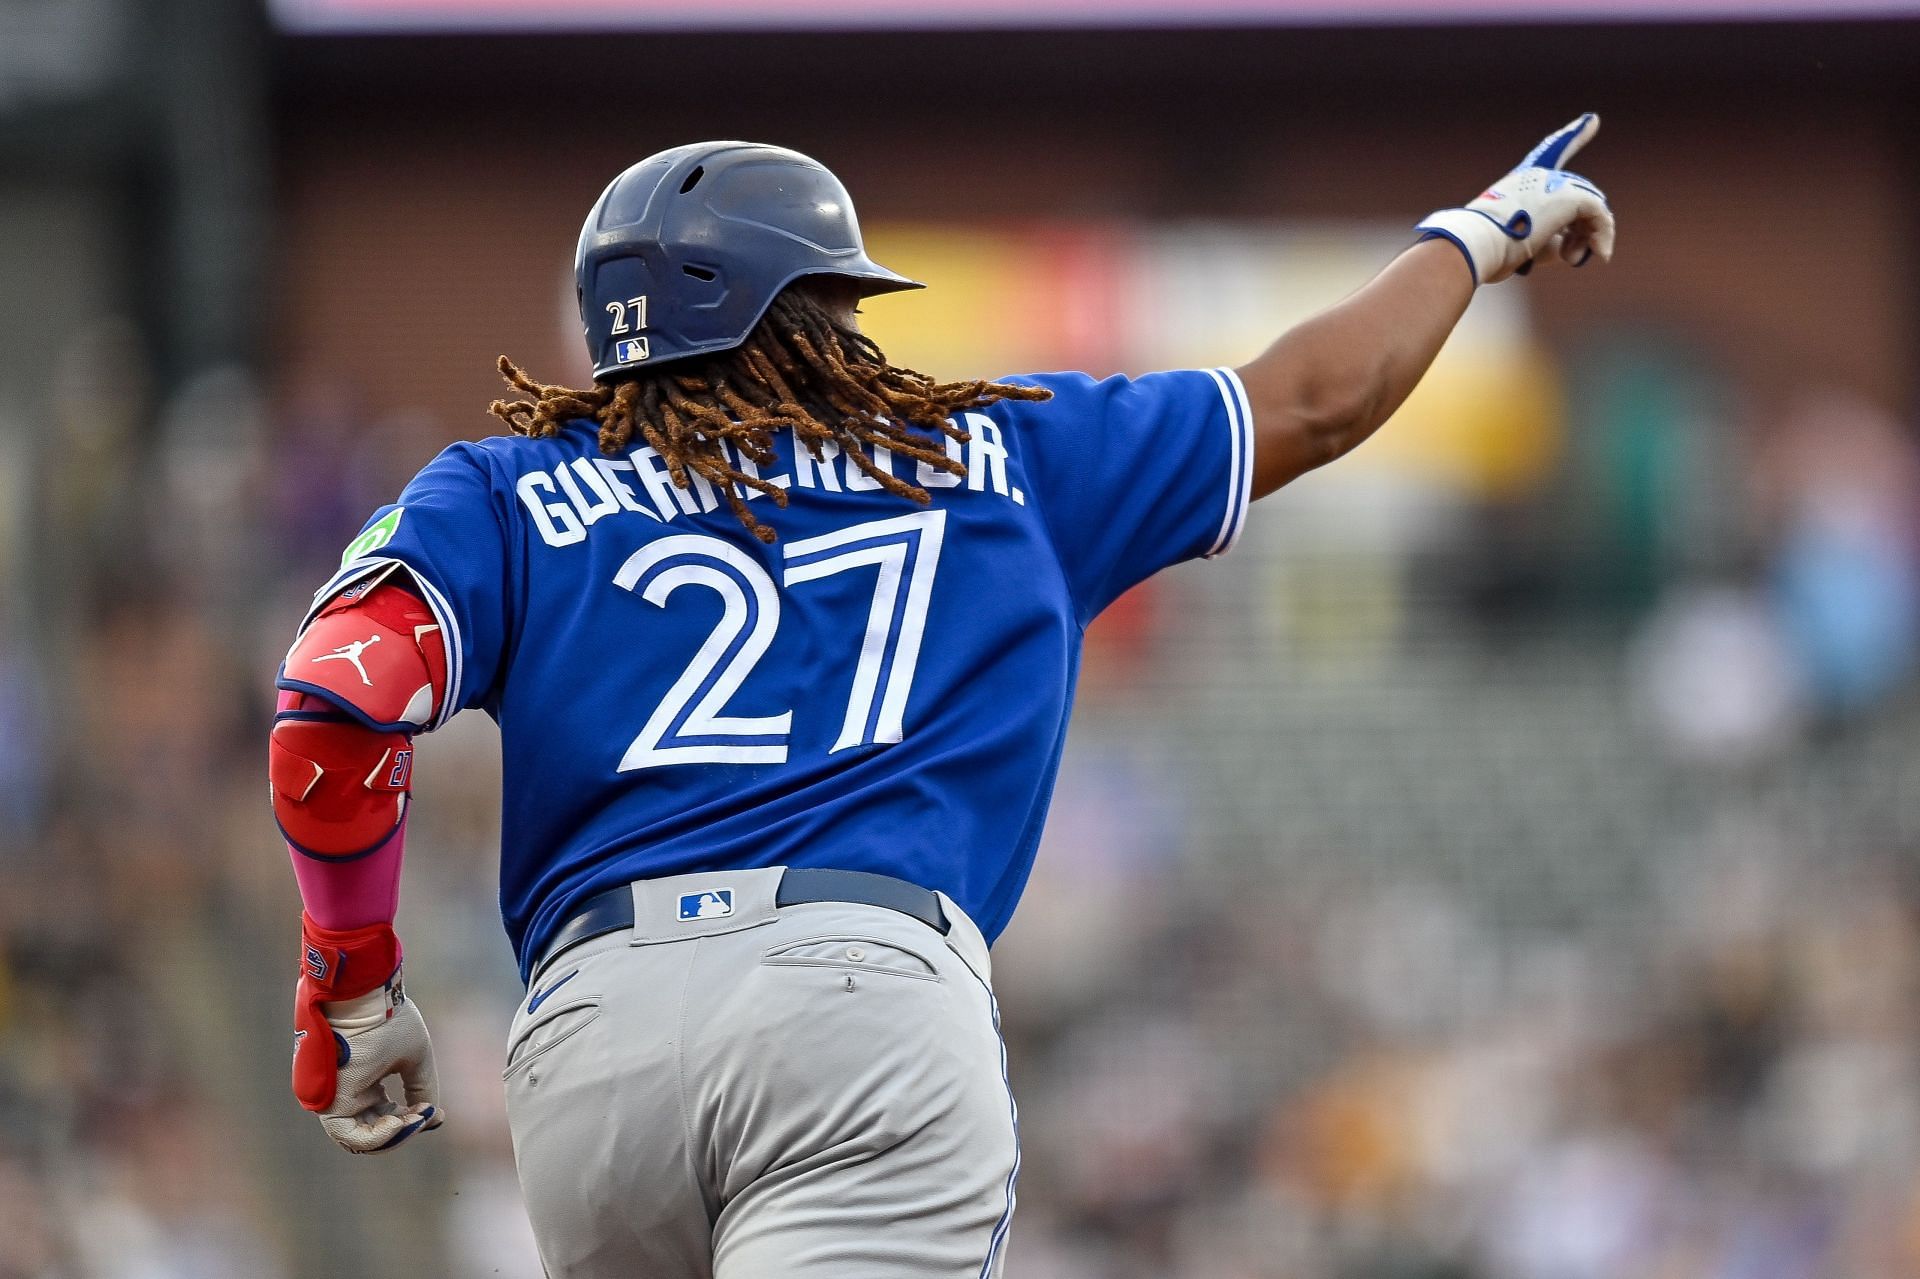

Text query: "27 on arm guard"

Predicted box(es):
[272, 573, 448, 1150]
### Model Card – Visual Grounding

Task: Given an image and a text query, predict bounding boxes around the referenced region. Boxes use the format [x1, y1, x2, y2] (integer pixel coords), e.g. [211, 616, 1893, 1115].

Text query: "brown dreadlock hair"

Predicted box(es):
[489, 284, 1052, 544]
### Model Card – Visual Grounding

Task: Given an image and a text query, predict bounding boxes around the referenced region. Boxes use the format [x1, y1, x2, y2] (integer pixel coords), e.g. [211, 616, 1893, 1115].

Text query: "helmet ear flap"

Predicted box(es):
[580, 253, 660, 379]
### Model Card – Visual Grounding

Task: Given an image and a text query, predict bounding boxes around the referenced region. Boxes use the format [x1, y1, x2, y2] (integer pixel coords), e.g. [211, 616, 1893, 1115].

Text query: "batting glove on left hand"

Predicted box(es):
[293, 918, 444, 1155]
[1416, 112, 1617, 285]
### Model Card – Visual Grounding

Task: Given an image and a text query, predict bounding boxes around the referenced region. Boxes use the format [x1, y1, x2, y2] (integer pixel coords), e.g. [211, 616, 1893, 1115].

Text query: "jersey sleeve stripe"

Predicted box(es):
[298, 555, 465, 731]
[302, 558, 399, 617]
[1201, 368, 1238, 556]
[1220, 365, 1255, 556]
[1203, 367, 1254, 558]
[405, 569, 466, 731]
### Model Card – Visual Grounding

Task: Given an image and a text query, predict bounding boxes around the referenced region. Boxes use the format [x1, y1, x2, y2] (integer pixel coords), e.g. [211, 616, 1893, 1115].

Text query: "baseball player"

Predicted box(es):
[269, 119, 1613, 1277]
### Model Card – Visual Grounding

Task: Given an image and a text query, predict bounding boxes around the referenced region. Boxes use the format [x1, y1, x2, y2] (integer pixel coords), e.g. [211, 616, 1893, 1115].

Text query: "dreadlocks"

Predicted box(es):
[489, 287, 1052, 544]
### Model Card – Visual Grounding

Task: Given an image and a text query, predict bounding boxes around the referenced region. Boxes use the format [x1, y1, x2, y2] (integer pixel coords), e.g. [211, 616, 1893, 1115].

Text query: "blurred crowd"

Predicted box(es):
[1002, 767, 1920, 1279]
[4, 311, 1920, 1279]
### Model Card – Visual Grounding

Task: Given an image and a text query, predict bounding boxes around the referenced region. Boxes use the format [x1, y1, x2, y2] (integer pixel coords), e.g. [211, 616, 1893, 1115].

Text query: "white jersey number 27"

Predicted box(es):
[610, 510, 946, 772]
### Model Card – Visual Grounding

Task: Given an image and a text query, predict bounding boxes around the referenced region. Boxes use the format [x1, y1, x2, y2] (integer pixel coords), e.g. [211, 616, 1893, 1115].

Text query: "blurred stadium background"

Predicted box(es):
[6, 2, 1920, 1276]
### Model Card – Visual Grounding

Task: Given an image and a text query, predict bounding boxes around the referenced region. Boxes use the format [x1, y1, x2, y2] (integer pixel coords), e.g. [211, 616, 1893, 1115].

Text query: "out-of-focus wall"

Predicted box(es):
[270, 25, 1916, 434]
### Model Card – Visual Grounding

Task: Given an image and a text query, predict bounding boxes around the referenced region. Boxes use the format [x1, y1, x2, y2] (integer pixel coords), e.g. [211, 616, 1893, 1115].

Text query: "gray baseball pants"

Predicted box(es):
[503, 867, 1019, 1278]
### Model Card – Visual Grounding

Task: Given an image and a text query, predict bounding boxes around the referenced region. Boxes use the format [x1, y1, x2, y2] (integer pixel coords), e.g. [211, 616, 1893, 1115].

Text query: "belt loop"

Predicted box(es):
[934, 892, 992, 988]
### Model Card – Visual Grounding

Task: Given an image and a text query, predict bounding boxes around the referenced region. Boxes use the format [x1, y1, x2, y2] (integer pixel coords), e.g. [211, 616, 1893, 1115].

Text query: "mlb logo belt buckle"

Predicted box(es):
[677, 889, 736, 921]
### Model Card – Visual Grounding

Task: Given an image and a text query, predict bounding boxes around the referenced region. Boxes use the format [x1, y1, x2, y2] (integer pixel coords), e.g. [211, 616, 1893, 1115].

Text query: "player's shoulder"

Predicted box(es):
[461, 420, 596, 466]
[414, 421, 596, 486]
[987, 370, 1102, 405]
[970, 371, 1098, 435]
[979, 368, 1227, 432]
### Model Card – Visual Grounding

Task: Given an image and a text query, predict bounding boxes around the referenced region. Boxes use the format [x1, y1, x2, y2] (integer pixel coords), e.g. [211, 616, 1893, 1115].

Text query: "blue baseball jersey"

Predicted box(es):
[299, 368, 1254, 978]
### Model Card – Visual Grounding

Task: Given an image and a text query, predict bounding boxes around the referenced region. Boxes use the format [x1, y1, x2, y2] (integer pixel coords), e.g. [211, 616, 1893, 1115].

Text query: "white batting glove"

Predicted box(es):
[1416, 113, 1616, 285]
[311, 970, 445, 1154]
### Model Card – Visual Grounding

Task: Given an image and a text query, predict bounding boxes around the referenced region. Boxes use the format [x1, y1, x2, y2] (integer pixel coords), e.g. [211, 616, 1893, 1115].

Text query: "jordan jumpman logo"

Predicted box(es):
[312, 635, 381, 686]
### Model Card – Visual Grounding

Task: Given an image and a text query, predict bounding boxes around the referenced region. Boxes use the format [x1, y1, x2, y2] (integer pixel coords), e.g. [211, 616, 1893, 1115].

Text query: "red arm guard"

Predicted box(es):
[270, 580, 446, 858]
[272, 577, 447, 1111]
[278, 572, 448, 731]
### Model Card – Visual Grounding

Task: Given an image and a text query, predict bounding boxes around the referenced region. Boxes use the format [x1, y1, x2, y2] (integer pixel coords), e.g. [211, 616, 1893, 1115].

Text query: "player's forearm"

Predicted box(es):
[289, 827, 406, 929]
[273, 680, 409, 929]
[1238, 114, 1617, 500]
[1238, 239, 1472, 498]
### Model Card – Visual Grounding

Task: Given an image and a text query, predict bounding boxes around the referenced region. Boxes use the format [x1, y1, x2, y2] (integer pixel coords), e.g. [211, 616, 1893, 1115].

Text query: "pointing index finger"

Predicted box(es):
[1524, 112, 1601, 170]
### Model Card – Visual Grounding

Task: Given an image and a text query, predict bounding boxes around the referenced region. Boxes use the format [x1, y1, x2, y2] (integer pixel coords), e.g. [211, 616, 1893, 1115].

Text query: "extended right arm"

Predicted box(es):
[1236, 114, 1616, 499]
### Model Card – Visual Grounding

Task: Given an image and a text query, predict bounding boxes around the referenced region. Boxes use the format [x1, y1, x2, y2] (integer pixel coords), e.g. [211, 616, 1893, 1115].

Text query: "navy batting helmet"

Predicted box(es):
[574, 142, 921, 382]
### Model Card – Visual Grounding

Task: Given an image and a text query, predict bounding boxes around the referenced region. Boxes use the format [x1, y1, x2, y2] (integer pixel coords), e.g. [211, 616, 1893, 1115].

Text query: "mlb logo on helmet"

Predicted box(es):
[678, 889, 734, 921]
[614, 337, 650, 363]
